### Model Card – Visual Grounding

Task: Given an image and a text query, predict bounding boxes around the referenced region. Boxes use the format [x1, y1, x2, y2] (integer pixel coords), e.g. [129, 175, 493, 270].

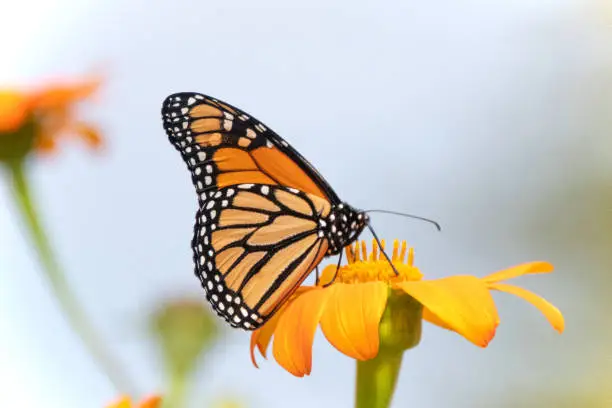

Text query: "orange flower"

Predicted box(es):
[0, 77, 102, 156]
[0, 91, 30, 133]
[250, 239, 565, 377]
[105, 395, 162, 408]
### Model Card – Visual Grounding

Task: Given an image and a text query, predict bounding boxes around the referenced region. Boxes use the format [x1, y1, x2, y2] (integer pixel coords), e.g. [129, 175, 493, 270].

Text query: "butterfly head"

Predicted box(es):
[323, 203, 368, 256]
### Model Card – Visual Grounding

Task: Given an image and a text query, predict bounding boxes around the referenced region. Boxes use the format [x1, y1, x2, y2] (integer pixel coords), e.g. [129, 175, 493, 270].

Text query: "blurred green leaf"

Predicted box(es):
[151, 299, 221, 380]
[210, 398, 246, 408]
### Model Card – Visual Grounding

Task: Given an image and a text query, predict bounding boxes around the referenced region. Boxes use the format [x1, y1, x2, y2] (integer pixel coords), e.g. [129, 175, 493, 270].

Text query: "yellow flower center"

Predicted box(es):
[334, 239, 423, 284]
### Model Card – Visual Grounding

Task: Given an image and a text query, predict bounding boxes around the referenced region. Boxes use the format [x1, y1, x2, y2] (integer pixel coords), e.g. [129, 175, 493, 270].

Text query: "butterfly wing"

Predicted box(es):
[161, 92, 353, 329]
[194, 183, 330, 329]
[161, 92, 340, 204]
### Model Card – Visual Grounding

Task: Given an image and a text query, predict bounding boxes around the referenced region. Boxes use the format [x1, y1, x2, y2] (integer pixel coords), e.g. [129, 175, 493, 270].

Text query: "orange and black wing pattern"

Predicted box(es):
[192, 184, 331, 328]
[161, 92, 339, 204]
[161, 92, 367, 329]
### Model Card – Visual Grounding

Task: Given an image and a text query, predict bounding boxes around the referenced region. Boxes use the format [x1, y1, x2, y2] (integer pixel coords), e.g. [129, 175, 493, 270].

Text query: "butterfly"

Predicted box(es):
[161, 92, 370, 330]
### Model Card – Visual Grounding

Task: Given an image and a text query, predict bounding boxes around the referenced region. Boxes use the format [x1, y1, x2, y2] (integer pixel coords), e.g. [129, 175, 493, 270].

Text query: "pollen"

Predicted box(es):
[336, 239, 423, 284]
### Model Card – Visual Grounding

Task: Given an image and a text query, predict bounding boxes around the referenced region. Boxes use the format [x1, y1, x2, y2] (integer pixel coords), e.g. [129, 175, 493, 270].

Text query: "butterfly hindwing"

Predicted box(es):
[193, 183, 331, 329]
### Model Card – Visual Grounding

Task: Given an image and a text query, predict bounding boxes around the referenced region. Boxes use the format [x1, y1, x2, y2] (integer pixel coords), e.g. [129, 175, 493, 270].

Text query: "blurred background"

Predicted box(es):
[0, 0, 610, 407]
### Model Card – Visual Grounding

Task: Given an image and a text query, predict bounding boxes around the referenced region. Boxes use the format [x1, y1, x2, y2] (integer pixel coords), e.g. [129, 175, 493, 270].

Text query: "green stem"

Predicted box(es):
[163, 373, 189, 408]
[7, 160, 136, 395]
[355, 351, 404, 408]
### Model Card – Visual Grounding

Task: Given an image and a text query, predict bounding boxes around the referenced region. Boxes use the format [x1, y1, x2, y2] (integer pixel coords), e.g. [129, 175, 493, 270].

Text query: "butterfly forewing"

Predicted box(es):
[161, 93, 338, 203]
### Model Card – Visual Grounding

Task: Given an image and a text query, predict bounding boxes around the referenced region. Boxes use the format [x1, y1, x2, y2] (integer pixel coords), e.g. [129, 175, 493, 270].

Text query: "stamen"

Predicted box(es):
[371, 238, 378, 261]
[379, 239, 386, 260]
[400, 241, 407, 263]
[392, 239, 399, 261]
[346, 245, 355, 264]
[331, 240, 422, 284]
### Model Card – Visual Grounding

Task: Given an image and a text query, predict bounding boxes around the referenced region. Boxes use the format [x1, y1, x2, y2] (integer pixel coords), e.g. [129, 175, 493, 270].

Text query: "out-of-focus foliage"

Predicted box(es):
[210, 398, 247, 408]
[151, 299, 222, 381]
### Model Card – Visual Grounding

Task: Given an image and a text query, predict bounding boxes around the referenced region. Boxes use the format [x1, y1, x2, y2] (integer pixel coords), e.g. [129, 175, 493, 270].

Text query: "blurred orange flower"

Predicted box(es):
[105, 395, 162, 408]
[251, 239, 565, 377]
[0, 77, 102, 154]
[0, 91, 30, 133]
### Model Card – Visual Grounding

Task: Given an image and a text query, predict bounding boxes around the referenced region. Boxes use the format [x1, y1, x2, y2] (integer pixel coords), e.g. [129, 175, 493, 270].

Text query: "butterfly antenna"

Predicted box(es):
[365, 209, 442, 231]
[315, 265, 320, 285]
[367, 224, 400, 276]
[323, 250, 344, 288]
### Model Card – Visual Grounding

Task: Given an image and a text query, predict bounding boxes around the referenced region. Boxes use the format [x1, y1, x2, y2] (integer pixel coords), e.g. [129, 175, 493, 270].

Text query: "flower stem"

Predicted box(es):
[163, 373, 189, 408]
[7, 160, 136, 394]
[355, 351, 403, 408]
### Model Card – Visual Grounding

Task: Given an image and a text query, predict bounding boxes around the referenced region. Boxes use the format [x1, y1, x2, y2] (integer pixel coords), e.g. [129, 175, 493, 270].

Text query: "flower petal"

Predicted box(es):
[105, 397, 131, 408]
[272, 287, 331, 376]
[73, 122, 103, 148]
[421, 308, 453, 331]
[31, 78, 100, 109]
[139, 396, 163, 408]
[250, 287, 314, 368]
[318, 264, 337, 286]
[488, 282, 564, 333]
[396, 276, 499, 347]
[250, 313, 281, 368]
[483, 262, 554, 284]
[0, 91, 30, 132]
[320, 282, 388, 360]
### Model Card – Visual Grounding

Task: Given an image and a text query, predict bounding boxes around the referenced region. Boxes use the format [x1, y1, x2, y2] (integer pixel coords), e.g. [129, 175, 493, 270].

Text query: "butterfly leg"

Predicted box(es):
[367, 224, 400, 276]
[315, 265, 320, 285]
[323, 250, 343, 288]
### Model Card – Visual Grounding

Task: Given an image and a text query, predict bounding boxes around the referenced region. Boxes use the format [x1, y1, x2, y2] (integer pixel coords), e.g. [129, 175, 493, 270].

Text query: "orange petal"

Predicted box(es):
[105, 396, 131, 408]
[272, 287, 331, 376]
[488, 282, 564, 333]
[319, 282, 388, 360]
[396, 276, 499, 347]
[73, 122, 103, 148]
[421, 308, 453, 331]
[138, 396, 162, 408]
[250, 286, 314, 368]
[250, 308, 284, 368]
[483, 262, 554, 284]
[0, 90, 30, 132]
[31, 78, 100, 110]
[318, 264, 337, 287]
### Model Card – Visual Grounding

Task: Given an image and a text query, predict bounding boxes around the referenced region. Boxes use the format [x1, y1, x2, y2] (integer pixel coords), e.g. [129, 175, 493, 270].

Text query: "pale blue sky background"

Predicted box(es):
[0, 1, 610, 407]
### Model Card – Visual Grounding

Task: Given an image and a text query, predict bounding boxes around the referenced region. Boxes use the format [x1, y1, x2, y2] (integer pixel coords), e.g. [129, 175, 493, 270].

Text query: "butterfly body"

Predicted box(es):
[162, 92, 367, 329]
[322, 203, 368, 255]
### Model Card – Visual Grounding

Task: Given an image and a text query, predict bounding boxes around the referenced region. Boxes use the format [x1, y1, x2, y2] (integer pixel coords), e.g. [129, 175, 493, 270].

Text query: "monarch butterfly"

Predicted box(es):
[161, 93, 433, 330]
